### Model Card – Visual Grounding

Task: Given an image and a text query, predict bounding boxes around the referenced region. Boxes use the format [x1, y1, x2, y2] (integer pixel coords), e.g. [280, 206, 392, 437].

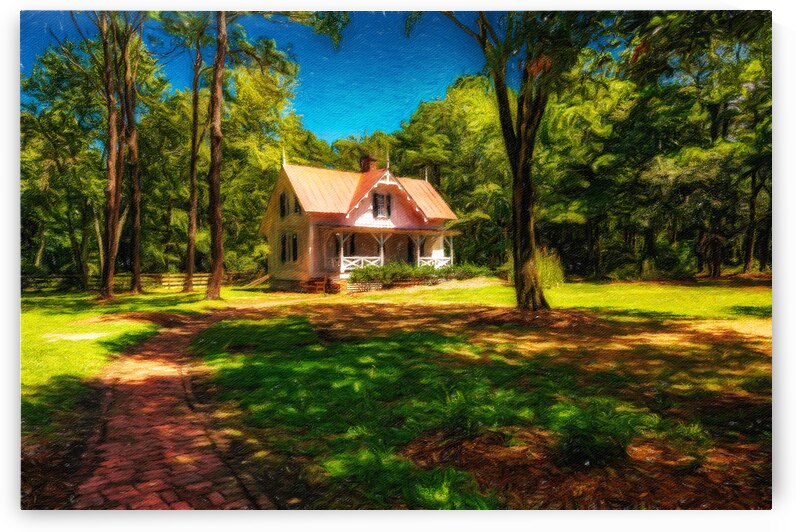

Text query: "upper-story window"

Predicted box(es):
[293, 193, 302, 214]
[279, 191, 287, 218]
[372, 192, 392, 219]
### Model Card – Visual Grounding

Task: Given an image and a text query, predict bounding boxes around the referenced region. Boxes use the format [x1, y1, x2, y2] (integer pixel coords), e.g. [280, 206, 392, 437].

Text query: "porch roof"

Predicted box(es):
[316, 225, 461, 237]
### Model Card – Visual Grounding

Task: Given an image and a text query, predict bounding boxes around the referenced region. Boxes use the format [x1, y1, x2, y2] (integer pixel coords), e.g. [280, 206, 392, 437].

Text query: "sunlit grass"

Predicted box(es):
[190, 311, 767, 508]
[358, 279, 772, 320]
[21, 309, 157, 436]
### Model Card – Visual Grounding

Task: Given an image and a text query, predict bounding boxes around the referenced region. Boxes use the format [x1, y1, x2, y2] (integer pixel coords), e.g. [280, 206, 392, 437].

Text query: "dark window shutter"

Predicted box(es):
[294, 194, 301, 214]
[386, 194, 392, 218]
[280, 234, 287, 262]
[279, 192, 286, 218]
[291, 234, 298, 261]
[372, 193, 379, 217]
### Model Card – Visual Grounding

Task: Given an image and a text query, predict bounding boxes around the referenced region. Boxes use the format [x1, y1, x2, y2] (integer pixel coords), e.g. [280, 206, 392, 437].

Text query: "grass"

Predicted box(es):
[190, 278, 771, 508]
[20, 278, 772, 509]
[357, 279, 772, 320]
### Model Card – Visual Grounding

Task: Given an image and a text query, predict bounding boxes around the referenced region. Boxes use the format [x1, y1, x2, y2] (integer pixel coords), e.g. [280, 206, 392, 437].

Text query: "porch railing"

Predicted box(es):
[418, 257, 452, 268]
[341, 256, 382, 272]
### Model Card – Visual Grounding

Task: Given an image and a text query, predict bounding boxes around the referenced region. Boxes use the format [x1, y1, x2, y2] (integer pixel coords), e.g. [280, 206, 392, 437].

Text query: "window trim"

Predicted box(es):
[373, 192, 392, 219]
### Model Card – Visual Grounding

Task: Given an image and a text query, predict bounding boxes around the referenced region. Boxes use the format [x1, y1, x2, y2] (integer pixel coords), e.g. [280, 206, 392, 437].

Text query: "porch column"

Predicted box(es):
[379, 234, 385, 266]
[337, 233, 349, 273]
[415, 235, 421, 266]
[446, 236, 454, 265]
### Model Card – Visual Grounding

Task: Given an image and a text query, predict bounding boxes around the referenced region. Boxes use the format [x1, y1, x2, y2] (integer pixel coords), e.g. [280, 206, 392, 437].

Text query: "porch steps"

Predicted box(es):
[300, 276, 342, 294]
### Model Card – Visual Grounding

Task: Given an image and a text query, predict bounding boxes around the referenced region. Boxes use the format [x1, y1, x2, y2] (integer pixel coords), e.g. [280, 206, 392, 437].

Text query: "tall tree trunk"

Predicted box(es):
[493, 61, 549, 311]
[708, 216, 724, 279]
[34, 229, 46, 268]
[184, 39, 203, 292]
[92, 202, 105, 274]
[757, 200, 771, 272]
[120, 22, 143, 293]
[99, 12, 122, 300]
[743, 171, 763, 273]
[205, 11, 227, 300]
[64, 205, 88, 289]
[640, 225, 657, 276]
[696, 229, 706, 273]
[79, 200, 92, 289]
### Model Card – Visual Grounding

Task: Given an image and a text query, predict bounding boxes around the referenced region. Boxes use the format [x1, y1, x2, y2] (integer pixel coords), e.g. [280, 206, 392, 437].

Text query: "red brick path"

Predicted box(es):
[72, 313, 273, 510]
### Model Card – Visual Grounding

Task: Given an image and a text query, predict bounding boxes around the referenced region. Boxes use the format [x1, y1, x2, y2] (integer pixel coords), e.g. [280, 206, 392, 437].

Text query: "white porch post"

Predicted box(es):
[370, 233, 391, 266]
[447, 236, 454, 265]
[414, 235, 421, 266]
[337, 233, 349, 273]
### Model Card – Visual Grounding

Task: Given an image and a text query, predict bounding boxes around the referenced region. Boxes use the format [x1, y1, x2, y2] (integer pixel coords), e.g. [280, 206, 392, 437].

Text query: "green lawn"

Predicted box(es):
[188, 280, 772, 509]
[20, 286, 314, 440]
[20, 279, 772, 509]
[357, 279, 772, 320]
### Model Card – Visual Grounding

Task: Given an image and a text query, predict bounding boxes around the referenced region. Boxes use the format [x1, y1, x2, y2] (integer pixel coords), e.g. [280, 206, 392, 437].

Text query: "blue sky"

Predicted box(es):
[20, 11, 493, 143]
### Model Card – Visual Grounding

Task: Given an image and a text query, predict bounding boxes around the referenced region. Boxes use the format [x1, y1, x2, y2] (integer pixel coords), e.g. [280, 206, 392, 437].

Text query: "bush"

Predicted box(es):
[348, 262, 492, 286]
[497, 248, 565, 288]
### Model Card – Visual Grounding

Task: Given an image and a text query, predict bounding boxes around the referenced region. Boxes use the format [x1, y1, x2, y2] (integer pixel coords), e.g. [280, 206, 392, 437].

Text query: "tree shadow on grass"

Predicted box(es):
[22, 374, 103, 509]
[192, 310, 771, 509]
[729, 305, 772, 318]
[21, 291, 207, 316]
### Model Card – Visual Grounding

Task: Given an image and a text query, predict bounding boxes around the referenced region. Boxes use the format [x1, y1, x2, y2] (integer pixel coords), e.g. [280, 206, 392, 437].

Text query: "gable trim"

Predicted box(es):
[345, 169, 429, 223]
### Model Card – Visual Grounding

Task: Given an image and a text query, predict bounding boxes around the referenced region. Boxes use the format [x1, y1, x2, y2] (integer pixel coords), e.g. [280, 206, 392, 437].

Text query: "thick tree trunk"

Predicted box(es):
[184, 40, 203, 292]
[491, 61, 549, 311]
[121, 26, 143, 293]
[205, 11, 227, 300]
[99, 13, 122, 300]
[640, 225, 657, 276]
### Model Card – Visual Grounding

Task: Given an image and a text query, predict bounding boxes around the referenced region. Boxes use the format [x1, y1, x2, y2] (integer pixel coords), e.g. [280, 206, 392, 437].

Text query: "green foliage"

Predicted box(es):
[348, 262, 491, 286]
[19, 12, 771, 287]
[498, 248, 565, 289]
[549, 399, 658, 467]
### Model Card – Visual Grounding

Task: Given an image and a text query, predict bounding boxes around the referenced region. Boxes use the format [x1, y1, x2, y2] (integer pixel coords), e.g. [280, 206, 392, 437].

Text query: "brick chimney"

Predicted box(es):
[359, 155, 378, 172]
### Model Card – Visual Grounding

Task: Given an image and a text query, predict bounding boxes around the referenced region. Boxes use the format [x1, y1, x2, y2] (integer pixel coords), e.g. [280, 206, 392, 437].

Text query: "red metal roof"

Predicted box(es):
[281, 164, 457, 221]
[397, 177, 458, 220]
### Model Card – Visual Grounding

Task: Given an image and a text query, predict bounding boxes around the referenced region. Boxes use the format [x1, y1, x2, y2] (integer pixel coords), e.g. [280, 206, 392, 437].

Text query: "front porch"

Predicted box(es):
[318, 227, 458, 277]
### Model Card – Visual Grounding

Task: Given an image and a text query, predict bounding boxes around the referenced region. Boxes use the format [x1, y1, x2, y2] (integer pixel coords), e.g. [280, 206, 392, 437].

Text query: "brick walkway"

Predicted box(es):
[72, 312, 273, 510]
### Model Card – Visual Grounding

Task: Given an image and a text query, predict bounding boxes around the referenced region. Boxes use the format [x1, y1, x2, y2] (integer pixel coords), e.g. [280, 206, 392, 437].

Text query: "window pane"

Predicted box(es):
[291, 233, 298, 261]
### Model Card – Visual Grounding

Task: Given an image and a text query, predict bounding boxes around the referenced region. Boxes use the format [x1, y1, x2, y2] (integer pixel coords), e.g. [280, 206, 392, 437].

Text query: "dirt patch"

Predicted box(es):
[402, 429, 771, 509]
[467, 307, 606, 330]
